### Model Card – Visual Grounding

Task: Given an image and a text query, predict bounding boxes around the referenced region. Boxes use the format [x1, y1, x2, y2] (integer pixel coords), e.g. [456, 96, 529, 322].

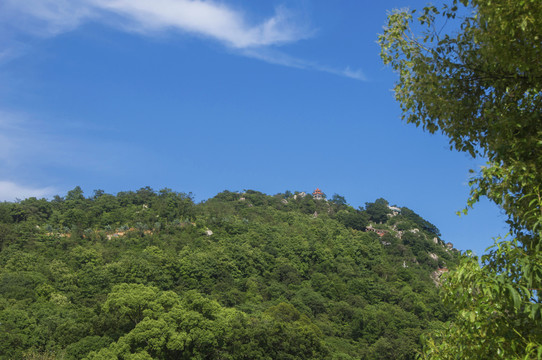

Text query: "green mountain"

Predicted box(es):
[0, 187, 458, 359]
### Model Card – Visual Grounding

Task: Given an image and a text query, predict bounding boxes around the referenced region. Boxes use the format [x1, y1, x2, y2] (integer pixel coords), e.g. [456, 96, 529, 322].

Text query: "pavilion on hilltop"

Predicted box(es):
[312, 188, 324, 200]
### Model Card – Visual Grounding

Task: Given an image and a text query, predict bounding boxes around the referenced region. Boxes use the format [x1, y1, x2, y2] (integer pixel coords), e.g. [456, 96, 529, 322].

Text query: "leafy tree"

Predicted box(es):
[0, 223, 15, 250]
[0, 203, 13, 223]
[365, 198, 391, 224]
[65, 186, 85, 202]
[379, 0, 542, 358]
[336, 209, 369, 231]
[283, 190, 293, 199]
[102, 283, 164, 326]
[18, 198, 52, 224]
[0, 308, 37, 359]
[64, 336, 113, 360]
[135, 187, 156, 205]
[330, 193, 347, 206]
[92, 189, 105, 199]
[154, 188, 194, 222]
[400, 207, 440, 237]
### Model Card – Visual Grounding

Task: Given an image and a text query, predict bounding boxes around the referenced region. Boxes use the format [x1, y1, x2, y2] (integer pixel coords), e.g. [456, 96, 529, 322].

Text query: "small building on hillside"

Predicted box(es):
[312, 188, 324, 200]
[387, 205, 401, 216]
[365, 225, 388, 237]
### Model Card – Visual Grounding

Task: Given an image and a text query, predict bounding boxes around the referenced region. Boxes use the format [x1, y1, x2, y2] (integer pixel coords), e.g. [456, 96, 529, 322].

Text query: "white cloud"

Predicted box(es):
[338, 66, 366, 81]
[92, 0, 307, 48]
[242, 48, 367, 81]
[0, 181, 55, 201]
[0, 47, 23, 64]
[2, 0, 307, 47]
[1, 0, 94, 37]
[0, 0, 364, 80]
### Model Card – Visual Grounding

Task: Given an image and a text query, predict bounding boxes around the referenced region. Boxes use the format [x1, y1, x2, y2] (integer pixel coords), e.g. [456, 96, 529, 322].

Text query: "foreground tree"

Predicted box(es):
[379, 0, 542, 358]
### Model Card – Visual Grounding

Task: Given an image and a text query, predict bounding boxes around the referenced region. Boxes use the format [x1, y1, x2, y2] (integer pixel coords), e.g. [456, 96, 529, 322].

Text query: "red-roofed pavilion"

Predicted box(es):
[313, 188, 324, 200]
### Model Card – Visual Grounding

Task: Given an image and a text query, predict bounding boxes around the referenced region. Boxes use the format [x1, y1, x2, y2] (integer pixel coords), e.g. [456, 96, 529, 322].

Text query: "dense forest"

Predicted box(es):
[0, 187, 458, 359]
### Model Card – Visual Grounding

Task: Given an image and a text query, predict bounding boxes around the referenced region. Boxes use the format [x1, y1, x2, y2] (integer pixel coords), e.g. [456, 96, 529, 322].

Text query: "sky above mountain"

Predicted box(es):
[0, 0, 508, 255]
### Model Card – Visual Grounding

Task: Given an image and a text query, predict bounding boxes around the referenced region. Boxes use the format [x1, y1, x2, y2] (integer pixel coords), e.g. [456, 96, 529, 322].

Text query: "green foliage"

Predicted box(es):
[330, 194, 348, 206]
[398, 207, 441, 237]
[422, 248, 542, 360]
[336, 209, 369, 231]
[0, 188, 457, 359]
[365, 198, 392, 224]
[379, 0, 542, 357]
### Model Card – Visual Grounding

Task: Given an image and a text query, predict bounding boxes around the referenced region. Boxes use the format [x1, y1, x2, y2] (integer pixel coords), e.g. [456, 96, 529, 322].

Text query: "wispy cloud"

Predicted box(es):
[0, 0, 94, 37]
[0, 110, 67, 167]
[242, 48, 366, 81]
[0, 181, 55, 201]
[0, 0, 364, 80]
[93, 0, 308, 48]
[0, 111, 32, 164]
[0, 47, 25, 64]
[1, 0, 307, 48]
[0, 114, 58, 201]
[0, 109, 138, 200]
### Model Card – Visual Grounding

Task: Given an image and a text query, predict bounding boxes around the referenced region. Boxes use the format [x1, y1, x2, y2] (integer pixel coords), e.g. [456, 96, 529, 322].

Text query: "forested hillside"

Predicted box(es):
[0, 187, 458, 359]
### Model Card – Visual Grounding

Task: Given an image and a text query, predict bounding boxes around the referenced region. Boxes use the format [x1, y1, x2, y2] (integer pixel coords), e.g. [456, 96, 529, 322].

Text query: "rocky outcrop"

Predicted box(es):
[431, 268, 449, 286]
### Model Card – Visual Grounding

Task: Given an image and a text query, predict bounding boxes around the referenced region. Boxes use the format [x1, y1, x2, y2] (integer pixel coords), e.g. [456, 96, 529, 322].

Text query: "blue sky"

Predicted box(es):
[0, 0, 508, 255]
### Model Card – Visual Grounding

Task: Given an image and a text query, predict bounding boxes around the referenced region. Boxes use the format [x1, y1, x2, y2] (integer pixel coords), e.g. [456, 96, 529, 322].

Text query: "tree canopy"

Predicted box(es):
[0, 188, 456, 359]
[379, 0, 542, 358]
